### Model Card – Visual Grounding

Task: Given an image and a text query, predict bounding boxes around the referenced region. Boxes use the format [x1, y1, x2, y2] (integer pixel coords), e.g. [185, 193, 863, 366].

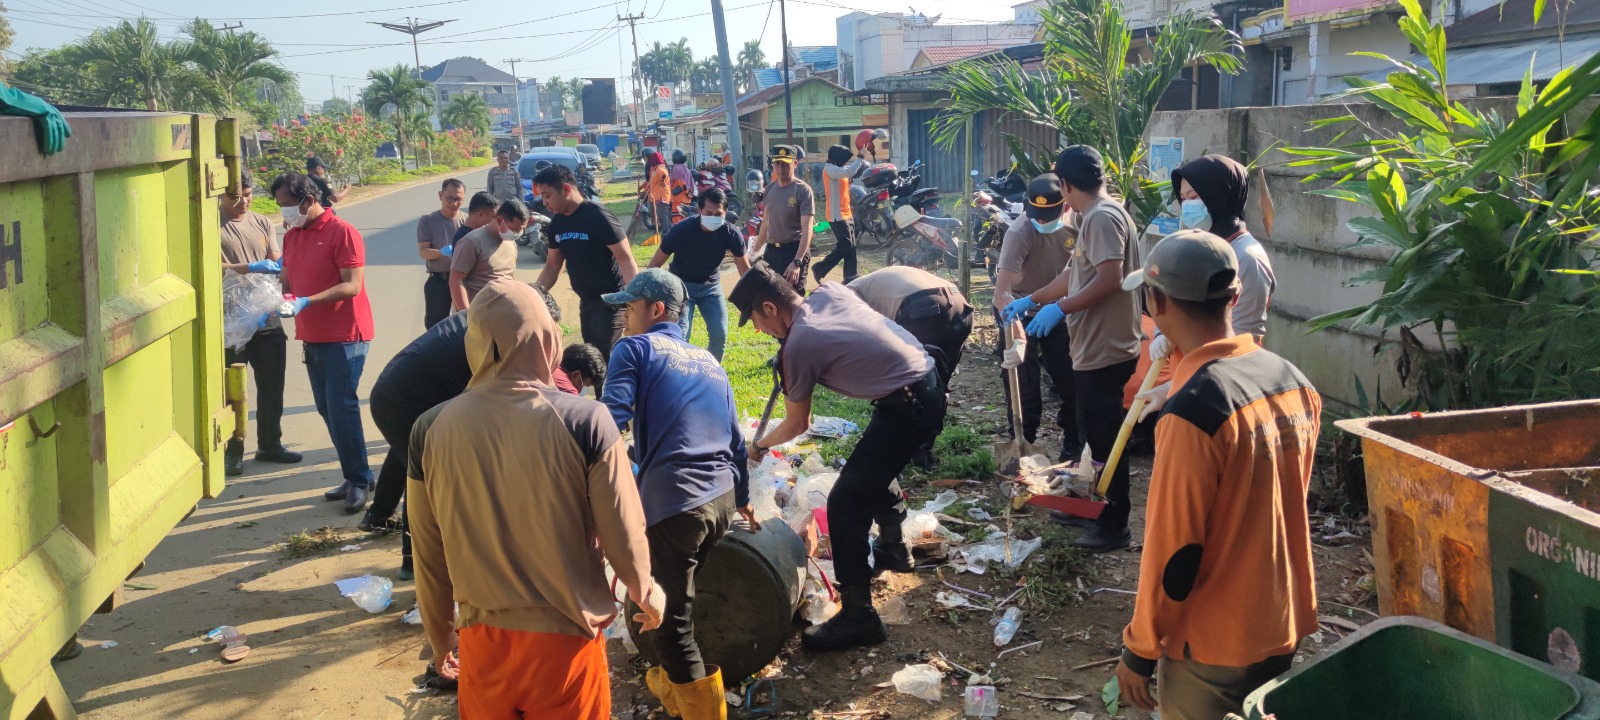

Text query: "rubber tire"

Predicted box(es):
[885, 237, 933, 271]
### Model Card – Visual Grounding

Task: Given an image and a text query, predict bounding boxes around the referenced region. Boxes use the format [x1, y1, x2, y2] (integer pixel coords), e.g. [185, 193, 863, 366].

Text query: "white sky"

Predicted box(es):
[6, 0, 1017, 104]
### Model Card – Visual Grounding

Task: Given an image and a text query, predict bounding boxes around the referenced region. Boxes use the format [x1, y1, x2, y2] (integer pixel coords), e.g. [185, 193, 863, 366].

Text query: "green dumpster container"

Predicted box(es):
[0, 112, 239, 720]
[1244, 617, 1600, 719]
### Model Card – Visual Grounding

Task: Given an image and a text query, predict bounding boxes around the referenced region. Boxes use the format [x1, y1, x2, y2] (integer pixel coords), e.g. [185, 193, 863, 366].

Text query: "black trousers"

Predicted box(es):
[645, 491, 735, 683]
[1076, 358, 1138, 533]
[423, 272, 451, 330]
[761, 242, 809, 296]
[829, 370, 947, 587]
[579, 295, 624, 361]
[369, 389, 428, 567]
[996, 308, 1078, 453]
[225, 328, 287, 454]
[812, 220, 857, 283]
[894, 288, 973, 392]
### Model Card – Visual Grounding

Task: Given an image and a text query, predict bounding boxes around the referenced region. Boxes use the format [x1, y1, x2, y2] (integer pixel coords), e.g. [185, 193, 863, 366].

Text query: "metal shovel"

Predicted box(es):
[995, 319, 1038, 476]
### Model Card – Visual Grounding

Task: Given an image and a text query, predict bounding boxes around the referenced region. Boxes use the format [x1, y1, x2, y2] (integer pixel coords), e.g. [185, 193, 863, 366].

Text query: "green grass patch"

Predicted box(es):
[250, 195, 279, 216]
[414, 164, 452, 175]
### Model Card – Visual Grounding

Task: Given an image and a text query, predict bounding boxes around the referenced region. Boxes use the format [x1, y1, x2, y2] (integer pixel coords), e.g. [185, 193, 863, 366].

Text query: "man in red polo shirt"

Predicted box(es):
[272, 172, 378, 513]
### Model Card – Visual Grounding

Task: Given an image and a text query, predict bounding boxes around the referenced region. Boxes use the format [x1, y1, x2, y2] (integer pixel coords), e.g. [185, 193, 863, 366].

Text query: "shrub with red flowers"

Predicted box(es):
[432, 128, 488, 170]
[262, 113, 388, 184]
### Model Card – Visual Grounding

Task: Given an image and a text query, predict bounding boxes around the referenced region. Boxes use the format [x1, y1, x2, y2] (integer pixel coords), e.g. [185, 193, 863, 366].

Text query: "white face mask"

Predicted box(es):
[280, 203, 307, 228]
[700, 214, 726, 231]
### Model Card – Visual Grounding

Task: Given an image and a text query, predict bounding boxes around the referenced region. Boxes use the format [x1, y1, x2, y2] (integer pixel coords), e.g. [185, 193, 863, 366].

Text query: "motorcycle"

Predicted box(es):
[971, 189, 1020, 283]
[883, 205, 964, 275]
[691, 168, 742, 218]
[516, 184, 554, 259]
[852, 160, 926, 249]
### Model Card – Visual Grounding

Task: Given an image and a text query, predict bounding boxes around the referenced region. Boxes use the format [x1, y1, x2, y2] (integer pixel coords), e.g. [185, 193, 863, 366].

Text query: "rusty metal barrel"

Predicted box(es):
[628, 520, 807, 682]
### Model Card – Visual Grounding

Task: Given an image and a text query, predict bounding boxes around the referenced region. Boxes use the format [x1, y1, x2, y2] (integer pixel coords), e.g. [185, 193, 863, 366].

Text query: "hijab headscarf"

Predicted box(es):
[465, 279, 562, 391]
[1170, 154, 1249, 241]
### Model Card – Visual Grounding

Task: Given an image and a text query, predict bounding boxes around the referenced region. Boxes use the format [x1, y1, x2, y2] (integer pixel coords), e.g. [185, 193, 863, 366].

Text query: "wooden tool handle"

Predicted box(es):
[1095, 358, 1167, 497]
[1005, 320, 1027, 439]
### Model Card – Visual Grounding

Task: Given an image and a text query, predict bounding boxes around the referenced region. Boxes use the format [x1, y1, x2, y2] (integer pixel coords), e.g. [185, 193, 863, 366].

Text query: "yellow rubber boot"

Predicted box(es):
[646, 666, 683, 717]
[674, 665, 728, 720]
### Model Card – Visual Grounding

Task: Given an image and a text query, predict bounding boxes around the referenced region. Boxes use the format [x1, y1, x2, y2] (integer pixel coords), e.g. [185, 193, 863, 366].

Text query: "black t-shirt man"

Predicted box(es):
[543, 200, 627, 301]
[311, 175, 338, 209]
[659, 216, 746, 285]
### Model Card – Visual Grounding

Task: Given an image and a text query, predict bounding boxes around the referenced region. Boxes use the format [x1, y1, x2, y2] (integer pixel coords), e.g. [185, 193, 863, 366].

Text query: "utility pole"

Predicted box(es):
[710, 0, 743, 205]
[330, 75, 337, 109]
[505, 58, 529, 150]
[346, 85, 356, 112]
[212, 22, 243, 33]
[619, 12, 646, 129]
[778, 0, 795, 143]
[371, 16, 455, 74]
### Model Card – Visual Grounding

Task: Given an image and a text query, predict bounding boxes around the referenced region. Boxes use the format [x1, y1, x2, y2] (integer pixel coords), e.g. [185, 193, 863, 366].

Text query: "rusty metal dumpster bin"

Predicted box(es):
[1338, 400, 1600, 682]
[0, 112, 238, 720]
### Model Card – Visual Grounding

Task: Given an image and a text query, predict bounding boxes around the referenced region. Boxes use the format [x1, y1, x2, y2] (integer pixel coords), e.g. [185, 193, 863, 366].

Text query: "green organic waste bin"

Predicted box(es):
[1244, 617, 1600, 719]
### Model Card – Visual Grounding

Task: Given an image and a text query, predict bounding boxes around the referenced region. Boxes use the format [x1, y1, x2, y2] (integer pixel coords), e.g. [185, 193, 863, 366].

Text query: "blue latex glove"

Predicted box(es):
[247, 259, 281, 274]
[277, 297, 310, 318]
[439, 244, 454, 258]
[1002, 295, 1040, 325]
[0, 82, 71, 155]
[1026, 303, 1066, 337]
[256, 313, 271, 329]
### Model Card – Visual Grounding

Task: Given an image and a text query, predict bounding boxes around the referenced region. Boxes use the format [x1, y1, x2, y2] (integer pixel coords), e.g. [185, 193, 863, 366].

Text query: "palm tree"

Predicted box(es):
[639, 38, 695, 89]
[737, 40, 766, 92]
[77, 18, 215, 111]
[690, 57, 721, 94]
[932, 0, 1242, 227]
[184, 20, 296, 119]
[363, 64, 434, 166]
[441, 93, 491, 137]
[403, 109, 437, 166]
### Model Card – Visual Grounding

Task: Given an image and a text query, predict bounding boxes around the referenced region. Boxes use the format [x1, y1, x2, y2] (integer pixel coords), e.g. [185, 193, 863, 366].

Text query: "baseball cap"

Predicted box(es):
[1053, 145, 1104, 188]
[602, 267, 686, 312]
[728, 262, 789, 326]
[305, 156, 328, 171]
[1121, 229, 1240, 302]
[769, 144, 799, 164]
[1024, 174, 1066, 222]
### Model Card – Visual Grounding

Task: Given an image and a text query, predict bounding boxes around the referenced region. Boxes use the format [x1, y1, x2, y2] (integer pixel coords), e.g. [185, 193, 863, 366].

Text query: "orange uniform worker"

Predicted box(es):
[407, 279, 665, 719]
[1113, 229, 1321, 720]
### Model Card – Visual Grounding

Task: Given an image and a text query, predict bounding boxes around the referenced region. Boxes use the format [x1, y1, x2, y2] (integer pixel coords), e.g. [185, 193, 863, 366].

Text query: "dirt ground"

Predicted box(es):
[51, 220, 1379, 720]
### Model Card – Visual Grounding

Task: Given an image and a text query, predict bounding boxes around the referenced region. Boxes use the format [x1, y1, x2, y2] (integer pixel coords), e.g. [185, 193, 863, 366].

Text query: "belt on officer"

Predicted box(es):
[874, 369, 940, 407]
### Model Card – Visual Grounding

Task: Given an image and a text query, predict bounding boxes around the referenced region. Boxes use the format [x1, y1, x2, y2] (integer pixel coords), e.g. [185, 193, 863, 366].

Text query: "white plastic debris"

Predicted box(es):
[878, 596, 911, 625]
[99, 641, 118, 649]
[807, 416, 859, 439]
[935, 591, 975, 609]
[956, 533, 1043, 575]
[339, 544, 361, 552]
[892, 664, 943, 702]
[902, 490, 961, 540]
[188, 648, 199, 655]
[334, 575, 393, 613]
[400, 606, 423, 625]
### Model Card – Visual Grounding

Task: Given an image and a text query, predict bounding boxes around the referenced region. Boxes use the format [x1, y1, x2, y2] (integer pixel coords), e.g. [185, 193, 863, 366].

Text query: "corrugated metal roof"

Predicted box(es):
[1449, 0, 1600, 47]
[754, 67, 788, 90]
[917, 44, 1011, 65]
[420, 57, 515, 84]
[792, 46, 839, 71]
[1359, 32, 1600, 86]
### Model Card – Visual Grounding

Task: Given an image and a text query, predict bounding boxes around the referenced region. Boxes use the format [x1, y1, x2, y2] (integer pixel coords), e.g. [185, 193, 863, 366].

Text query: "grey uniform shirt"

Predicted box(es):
[450, 225, 518, 299]
[847, 266, 956, 321]
[997, 218, 1075, 298]
[221, 211, 283, 331]
[417, 210, 465, 273]
[780, 283, 933, 403]
[762, 179, 815, 246]
[487, 167, 522, 203]
[1065, 198, 1142, 371]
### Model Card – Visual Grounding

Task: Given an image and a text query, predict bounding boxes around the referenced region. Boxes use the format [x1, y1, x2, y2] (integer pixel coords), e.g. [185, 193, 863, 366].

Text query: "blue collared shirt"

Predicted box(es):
[602, 322, 750, 526]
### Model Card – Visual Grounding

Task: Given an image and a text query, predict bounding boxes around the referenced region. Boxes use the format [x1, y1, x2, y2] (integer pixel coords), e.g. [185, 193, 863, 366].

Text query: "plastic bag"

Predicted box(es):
[793, 472, 839, 514]
[749, 454, 794, 521]
[957, 533, 1043, 575]
[902, 490, 960, 539]
[879, 596, 911, 625]
[807, 416, 860, 439]
[892, 664, 943, 702]
[335, 575, 393, 613]
[222, 270, 284, 350]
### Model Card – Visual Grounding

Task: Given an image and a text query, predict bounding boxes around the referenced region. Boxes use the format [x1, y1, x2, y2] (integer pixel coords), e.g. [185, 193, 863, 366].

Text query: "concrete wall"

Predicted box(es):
[1143, 99, 1514, 410]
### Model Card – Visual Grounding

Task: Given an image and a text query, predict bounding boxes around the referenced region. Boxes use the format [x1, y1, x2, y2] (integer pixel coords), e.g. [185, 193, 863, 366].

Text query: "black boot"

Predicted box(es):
[225, 439, 244, 477]
[871, 536, 914, 575]
[802, 585, 887, 652]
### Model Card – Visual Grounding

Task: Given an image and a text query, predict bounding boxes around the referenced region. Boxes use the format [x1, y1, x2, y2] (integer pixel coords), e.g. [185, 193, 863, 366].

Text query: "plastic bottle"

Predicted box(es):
[993, 606, 1023, 646]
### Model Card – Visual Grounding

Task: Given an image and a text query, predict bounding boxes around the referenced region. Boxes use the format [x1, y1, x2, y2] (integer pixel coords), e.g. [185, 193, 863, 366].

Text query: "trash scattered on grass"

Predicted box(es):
[964, 684, 999, 718]
[339, 544, 362, 553]
[807, 416, 859, 439]
[966, 507, 993, 521]
[334, 575, 393, 613]
[99, 641, 118, 649]
[400, 606, 423, 625]
[892, 664, 943, 702]
[935, 591, 975, 609]
[188, 648, 199, 655]
[954, 532, 1042, 575]
[993, 607, 1023, 646]
[997, 639, 1043, 658]
[878, 596, 911, 625]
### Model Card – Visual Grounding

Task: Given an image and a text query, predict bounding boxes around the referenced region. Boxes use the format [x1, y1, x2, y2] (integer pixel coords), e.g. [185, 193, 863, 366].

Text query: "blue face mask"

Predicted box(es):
[1031, 217, 1064, 234]
[1179, 199, 1212, 231]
